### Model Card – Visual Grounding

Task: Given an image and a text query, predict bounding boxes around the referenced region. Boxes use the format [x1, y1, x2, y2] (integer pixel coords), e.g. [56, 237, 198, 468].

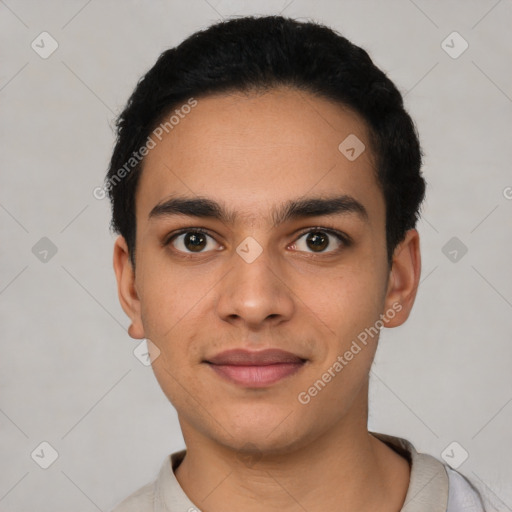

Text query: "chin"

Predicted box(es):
[225, 431, 299, 457]
[220, 415, 312, 456]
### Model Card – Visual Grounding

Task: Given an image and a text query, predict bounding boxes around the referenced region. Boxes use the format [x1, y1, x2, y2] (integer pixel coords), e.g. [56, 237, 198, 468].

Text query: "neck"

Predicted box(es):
[174, 383, 410, 512]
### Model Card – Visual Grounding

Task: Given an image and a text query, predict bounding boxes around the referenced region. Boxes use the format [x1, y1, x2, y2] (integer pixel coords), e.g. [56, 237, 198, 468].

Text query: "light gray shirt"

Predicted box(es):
[111, 432, 486, 512]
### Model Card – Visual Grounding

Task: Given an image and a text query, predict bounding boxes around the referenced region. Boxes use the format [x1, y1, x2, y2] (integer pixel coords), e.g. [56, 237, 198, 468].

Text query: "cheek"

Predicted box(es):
[136, 255, 214, 341]
[150, 354, 205, 421]
[136, 257, 215, 379]
[300, 266, 385, 348]
[141, 282, 207, 410]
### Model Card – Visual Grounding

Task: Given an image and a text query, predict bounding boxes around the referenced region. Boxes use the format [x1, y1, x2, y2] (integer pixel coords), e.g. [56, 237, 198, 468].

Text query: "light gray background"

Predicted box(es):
[1, 1, 511, 511]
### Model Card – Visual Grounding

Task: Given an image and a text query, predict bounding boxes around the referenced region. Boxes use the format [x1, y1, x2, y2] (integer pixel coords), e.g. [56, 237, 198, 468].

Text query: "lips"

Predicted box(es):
[204, 349, 307, 388]
[205, 348, 306, 366]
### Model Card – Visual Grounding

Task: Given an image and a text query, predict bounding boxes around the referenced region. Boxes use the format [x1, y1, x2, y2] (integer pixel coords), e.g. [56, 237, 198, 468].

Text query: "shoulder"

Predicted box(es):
[111, 480, 155, 512]
[370, 431, 487, 512]
[110, 450, 189, 512]
[446, 466, 486, 512]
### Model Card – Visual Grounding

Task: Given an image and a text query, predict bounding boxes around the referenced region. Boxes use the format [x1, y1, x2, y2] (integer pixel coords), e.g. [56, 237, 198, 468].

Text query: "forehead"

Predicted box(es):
[135, 87, 384, 228]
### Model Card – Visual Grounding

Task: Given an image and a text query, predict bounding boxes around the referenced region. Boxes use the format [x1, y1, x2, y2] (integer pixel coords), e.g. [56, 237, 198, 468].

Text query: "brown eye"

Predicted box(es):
[292, 229, 346, 254]
[305, 231, 329, 252]
[168, 230, 220, 253]
[183, 232, 207, 252]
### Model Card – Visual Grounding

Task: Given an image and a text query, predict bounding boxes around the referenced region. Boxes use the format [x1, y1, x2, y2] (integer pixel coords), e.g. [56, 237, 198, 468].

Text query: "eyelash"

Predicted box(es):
[163, 226, 351, 257]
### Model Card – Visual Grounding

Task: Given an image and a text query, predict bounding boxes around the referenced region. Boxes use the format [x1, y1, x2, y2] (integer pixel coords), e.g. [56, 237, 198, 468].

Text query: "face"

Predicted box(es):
[114, 87, 420, 455]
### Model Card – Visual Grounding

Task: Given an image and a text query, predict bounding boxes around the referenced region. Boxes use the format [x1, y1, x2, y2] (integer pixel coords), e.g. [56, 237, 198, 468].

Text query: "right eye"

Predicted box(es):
[165, 228, 222, 254]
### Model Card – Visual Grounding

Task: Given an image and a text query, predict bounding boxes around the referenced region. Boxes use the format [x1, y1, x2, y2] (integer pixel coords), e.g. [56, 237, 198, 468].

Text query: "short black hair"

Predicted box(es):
[105, 15, 426, 268]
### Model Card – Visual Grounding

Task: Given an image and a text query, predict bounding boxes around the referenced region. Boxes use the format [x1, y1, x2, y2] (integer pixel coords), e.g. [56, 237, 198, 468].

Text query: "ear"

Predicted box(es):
[113, 235, 145, 339]
[382, 229, 421, 328]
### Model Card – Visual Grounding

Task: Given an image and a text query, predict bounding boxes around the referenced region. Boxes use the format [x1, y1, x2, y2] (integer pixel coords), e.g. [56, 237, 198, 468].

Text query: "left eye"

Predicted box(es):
[291, 230, 345, 253]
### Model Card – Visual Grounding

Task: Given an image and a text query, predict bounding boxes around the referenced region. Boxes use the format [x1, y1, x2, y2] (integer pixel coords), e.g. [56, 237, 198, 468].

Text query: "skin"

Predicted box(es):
[113, 86, 421, 512]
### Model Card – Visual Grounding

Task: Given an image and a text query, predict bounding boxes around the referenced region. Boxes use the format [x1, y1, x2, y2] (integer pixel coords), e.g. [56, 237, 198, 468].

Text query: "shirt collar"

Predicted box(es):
[153, 432, 449, 512]
[370, 431, 449, 512]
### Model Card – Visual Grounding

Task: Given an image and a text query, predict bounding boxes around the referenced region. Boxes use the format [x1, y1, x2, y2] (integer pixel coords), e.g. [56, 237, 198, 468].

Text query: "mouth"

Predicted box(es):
[203, 348, 308, 388]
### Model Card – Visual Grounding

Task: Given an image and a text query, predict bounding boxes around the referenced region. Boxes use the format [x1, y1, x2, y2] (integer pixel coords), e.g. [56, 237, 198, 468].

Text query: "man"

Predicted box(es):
[107, 15, 486, 512]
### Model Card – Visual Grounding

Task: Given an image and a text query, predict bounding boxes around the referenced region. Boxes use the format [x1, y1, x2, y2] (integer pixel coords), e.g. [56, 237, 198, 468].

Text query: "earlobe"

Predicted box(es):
[112, 235, 145, 339]
[383, 229, 421, 328]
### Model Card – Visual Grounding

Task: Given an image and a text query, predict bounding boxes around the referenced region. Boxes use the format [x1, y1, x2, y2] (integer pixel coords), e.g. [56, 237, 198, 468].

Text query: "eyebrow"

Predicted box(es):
[148, 194, 369, 227]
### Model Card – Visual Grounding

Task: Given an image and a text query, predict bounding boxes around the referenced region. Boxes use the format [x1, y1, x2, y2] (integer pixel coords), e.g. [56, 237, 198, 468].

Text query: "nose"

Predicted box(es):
[215, 241, 295, 330]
